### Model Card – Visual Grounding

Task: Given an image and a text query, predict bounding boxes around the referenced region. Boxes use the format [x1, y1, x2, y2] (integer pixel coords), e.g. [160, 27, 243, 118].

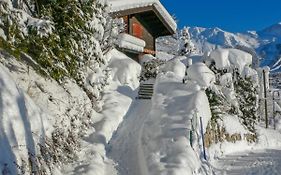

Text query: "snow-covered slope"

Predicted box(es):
[157, 23, 281, 72]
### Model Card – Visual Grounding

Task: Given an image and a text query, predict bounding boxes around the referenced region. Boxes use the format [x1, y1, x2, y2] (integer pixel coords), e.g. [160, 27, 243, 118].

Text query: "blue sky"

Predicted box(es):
[160, 0, 281, 33]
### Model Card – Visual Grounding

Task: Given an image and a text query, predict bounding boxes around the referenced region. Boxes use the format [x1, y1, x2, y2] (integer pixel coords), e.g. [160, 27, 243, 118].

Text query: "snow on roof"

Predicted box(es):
[107, 0, 177, 32]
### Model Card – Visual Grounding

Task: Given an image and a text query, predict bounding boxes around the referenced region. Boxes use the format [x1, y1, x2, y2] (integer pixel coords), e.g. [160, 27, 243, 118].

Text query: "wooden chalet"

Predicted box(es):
[108, 0, 177, 62]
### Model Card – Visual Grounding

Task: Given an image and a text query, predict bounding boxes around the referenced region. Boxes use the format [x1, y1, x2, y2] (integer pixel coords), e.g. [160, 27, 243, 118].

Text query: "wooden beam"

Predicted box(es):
[152, 6, 175, 35]
[110, 6, 154, 18]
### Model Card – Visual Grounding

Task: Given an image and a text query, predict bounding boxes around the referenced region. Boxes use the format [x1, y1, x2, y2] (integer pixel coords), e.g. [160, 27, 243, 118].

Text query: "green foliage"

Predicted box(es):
[140, 59, 165, 81]
[0, 0, 110, 83]
[234, 74, 258, 132]
[206, 88, 224, 122]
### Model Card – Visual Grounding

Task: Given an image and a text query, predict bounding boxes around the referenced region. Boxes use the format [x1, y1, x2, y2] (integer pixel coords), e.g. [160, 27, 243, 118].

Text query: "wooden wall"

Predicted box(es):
[122, 15, 155, 52]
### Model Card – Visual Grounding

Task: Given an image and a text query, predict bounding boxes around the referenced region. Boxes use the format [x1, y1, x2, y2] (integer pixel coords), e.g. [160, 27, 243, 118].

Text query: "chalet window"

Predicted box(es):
[132, 22, 143, 39]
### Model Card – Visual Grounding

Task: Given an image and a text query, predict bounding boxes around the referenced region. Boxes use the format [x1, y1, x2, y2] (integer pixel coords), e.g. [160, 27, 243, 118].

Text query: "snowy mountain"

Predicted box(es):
[157, 22, 281, 72]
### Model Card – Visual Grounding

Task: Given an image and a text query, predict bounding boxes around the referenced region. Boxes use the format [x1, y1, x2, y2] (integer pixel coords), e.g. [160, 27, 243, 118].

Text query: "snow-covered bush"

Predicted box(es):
[204, 48, 259, 147]
[0, 0, 116, 106]
[140, 56, 165, 81]
[234, 74, 258, 132]
[160, 58, 186, 79]
[179, 26, 196, 56]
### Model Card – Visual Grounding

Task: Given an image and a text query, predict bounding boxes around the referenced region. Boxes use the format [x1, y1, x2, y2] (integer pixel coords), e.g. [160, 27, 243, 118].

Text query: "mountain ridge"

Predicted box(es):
[157, 22, 281, 72]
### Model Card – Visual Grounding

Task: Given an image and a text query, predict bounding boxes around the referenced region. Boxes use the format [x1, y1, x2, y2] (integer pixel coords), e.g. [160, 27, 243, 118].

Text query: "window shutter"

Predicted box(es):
[133, 23, 143, 39]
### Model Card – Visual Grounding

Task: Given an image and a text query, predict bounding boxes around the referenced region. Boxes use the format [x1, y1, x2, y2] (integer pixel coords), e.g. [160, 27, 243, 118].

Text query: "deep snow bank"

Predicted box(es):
[0, 65, 53, 174]
[140, 71, 213, 175]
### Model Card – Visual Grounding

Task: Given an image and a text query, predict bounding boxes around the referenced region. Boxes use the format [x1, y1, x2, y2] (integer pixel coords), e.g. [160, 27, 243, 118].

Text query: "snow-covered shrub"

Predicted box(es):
[234, 74, 258, 132]
[206, 88, 229, 121]
[204, 48, 259, 147]
[161, 58, 186, 79]
[140, 57, 165, 81]
[179, 26, 196, 56]
[0, 0, 119, 106]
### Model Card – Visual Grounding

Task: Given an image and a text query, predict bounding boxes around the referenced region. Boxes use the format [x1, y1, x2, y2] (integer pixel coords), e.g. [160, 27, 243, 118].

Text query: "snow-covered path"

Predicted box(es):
[213, 149, 281, 175]
[107, 100, 151, 175]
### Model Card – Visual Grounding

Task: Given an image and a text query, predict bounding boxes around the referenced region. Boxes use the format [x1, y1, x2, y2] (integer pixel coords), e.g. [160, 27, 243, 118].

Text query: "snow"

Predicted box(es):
[115, 33, 146, 52]
[0, 28, 6, 40]
[209, 48, 253, 73]
[62, 88, 134, 175]
[107, 49, 141, 89]
[257, 67, 270, 97]
[271, 57, 281, 72]
[228, 48, 252, 73]
[107, 100, 152, 175]
[157, 22, 281, 71]
[140, 72, 213, 175]
[0, 48, 141, 175]
[161, 58, 186, 79]
[117, 40, 144, 53]
[0, 65, 53, 174]
[107, 0, 177, 32]
[117, 33, 146, 47]
[0, 1, 54, 39]
[27, 17, 54, 37]
[214, 149, 281, 175]
[156, 51, 176, 61]
[209, 49, 231, 69]
[186, 62, 216, 88]
[62, 48, 140, 175]
[222, 115, 248, 135]
[209, 123, 281, 174]
[275, 102, 281, 112]
[140, 54, 157, 64]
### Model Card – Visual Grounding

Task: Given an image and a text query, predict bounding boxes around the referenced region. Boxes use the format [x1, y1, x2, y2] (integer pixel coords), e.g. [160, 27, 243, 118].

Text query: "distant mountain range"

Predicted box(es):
[157, 22, 281, 72]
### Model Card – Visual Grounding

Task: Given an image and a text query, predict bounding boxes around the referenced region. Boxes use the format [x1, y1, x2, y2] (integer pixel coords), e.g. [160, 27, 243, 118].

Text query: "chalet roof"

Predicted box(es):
[107, 0, 177, 36]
